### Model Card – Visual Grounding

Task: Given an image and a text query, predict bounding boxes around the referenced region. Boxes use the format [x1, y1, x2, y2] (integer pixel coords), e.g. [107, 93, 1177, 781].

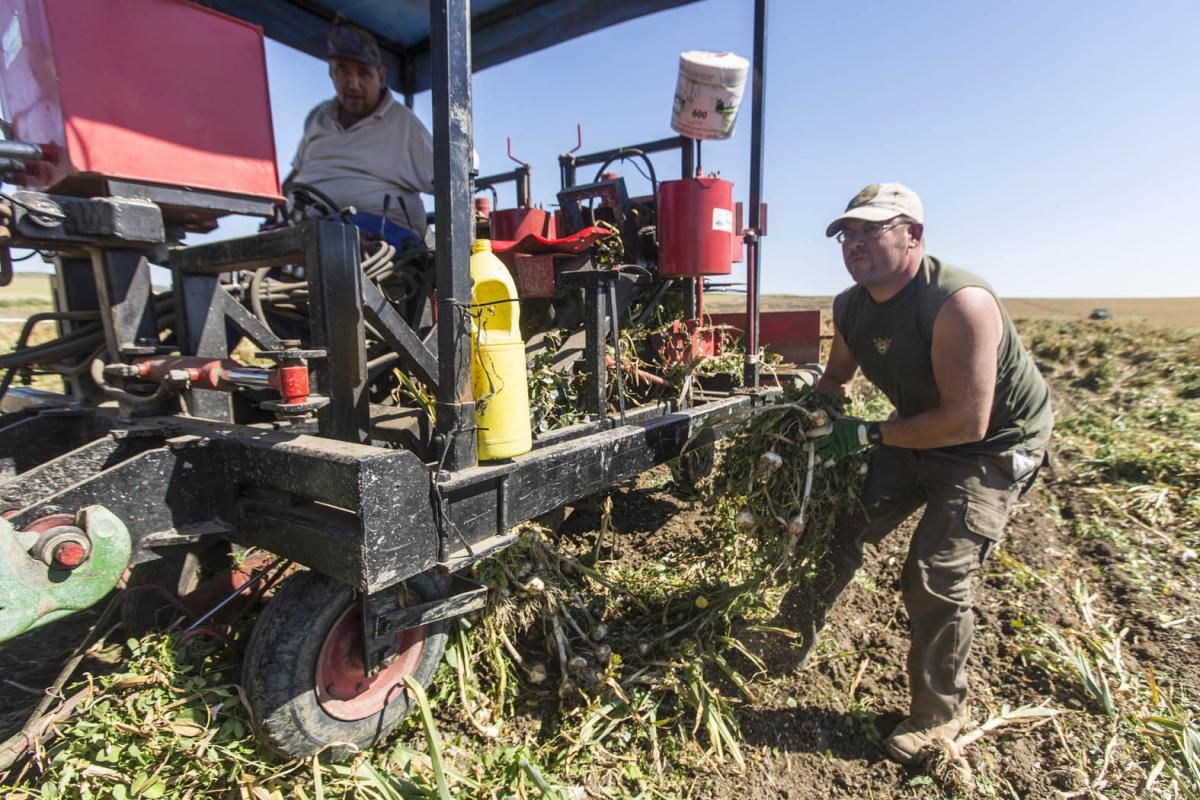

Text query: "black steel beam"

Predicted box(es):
[430, 0, 477, 472]
[90, 249, 159, 356]
[305, 221, 370, 443]
[170, 225, 310, 275]
[0, 411, 122, 477]
[566, 269, 608, 419]
[360, 274, 439, 391]
[743, 0, 768, 388]
[177, 274, 235, 421]
[438, 390, 773, 548]
[7, 447, 213, 549]
[361, 572, 487, 670]
[0, 377, 770, 597]
[531, 400, 670, 449]
[476, 165, 532, 208]
[209, 426, 439, 591]
[106, 179, 278, 220]
[4, 414, 440, 593]
[0, 433, 161, 510]
[216, 286, 284, 351]
[559, 135, 694, 189]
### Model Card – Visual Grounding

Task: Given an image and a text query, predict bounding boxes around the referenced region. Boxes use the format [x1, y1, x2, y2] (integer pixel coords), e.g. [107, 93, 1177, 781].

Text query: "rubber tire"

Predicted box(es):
[121, 542, 229, 636]
[242, 569, 449, 761]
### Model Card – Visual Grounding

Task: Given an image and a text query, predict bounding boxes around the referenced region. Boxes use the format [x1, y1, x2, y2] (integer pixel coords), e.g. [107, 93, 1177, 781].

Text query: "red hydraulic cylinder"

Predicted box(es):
[656, 177, 734, 277]
[128, 356, 311, 406]
[132, 356, 239, 391]
[269, 364, 311, 406]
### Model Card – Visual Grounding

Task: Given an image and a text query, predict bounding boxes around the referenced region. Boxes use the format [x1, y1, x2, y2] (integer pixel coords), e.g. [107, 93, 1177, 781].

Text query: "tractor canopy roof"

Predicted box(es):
[203, 0, 702, 95]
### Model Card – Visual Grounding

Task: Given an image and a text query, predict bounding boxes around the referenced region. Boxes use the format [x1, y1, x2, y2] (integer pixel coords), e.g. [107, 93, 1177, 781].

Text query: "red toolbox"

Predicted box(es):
[0, 0, 281, 222]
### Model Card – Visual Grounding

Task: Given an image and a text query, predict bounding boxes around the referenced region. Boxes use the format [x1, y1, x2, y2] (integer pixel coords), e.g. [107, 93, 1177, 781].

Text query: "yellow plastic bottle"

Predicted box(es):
[470, 239, 532, 460]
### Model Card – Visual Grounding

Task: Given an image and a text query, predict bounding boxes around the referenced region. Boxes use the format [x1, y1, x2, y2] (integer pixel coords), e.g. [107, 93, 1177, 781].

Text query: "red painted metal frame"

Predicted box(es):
[708, 309, 822, 365]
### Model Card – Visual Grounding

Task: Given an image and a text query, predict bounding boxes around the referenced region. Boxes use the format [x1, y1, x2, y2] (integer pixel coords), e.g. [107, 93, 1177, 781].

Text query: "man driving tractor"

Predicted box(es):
[286, 22, 435, 248]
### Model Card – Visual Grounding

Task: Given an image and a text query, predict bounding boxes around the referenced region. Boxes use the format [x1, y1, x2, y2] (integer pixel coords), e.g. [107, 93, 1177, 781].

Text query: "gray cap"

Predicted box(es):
[327, 22, 383, 67]
[825, 182, 924, 237]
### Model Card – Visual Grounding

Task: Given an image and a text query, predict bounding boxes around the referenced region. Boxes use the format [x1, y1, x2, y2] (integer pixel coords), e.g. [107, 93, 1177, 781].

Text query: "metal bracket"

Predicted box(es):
[369, 573, 488, 638]
[10, 191, 165, 246]
[363, 573, 488, 671]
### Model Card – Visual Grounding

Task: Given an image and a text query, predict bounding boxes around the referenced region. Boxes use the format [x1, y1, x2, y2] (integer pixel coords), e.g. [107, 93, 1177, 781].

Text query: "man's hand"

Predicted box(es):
[809, 416, 876, 460]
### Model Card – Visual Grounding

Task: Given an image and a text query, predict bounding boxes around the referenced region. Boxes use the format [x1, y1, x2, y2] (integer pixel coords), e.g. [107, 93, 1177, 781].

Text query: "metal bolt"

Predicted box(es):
[103, 363, 140, 378]
[52, 541, 87, 569]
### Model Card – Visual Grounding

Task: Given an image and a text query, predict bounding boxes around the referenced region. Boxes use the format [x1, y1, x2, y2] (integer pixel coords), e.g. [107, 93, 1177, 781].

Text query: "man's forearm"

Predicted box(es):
[878, 406, 988, 450]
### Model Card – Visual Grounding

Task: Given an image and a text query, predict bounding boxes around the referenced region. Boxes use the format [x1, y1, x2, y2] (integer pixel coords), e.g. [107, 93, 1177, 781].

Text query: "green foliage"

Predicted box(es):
[8, 635, 270, 798]
[1024, 319, 1200, 535]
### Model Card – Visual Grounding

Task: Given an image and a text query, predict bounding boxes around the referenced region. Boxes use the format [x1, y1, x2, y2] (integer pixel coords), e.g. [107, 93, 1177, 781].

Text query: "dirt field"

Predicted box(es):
[1, 303, 1196, 797]
[704, 293, 1200, 329]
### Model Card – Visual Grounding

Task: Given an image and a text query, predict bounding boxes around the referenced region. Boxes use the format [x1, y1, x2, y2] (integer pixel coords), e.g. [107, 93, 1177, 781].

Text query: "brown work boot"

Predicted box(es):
[884, 715, 965, 766]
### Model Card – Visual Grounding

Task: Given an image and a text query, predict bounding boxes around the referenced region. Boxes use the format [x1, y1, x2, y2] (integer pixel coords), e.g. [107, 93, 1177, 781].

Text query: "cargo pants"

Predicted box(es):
[807, 444, 1045, 727]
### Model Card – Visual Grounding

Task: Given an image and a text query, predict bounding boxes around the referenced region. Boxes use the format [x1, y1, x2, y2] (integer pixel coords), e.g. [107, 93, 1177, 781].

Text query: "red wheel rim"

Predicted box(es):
[22, 513, 76, 532]
[315, 594, 427, 721]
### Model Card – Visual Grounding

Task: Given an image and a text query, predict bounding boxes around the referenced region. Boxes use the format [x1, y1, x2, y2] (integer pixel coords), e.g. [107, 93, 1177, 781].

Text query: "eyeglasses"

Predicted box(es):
[835, 219, 911, 244]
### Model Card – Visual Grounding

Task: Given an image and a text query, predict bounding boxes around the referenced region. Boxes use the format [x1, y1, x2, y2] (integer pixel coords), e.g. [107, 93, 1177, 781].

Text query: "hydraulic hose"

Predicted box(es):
[593, 148, 658, 198]
[0, 311, 100, 403]
[89, 357, 175, 407]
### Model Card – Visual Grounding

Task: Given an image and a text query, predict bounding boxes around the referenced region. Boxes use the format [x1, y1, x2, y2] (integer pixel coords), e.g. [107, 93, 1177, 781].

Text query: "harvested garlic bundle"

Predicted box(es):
[520, 575, 546, 594]
[758, 450, 783, 473]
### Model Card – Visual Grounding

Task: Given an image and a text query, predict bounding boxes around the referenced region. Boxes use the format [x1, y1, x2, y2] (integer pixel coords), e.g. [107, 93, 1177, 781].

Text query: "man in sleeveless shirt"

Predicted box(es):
[286, 23, 435, 246]
[806, 183, 1053, 764]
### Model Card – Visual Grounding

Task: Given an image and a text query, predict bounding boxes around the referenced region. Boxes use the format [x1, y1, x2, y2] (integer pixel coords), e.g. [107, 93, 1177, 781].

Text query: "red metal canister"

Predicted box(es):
[656, 178, 734, 276]
[490, 207, 556, 241]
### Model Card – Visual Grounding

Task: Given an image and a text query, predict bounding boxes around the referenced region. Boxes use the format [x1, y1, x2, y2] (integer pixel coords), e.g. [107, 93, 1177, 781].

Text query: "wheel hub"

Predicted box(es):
[315, 596, 427, 721]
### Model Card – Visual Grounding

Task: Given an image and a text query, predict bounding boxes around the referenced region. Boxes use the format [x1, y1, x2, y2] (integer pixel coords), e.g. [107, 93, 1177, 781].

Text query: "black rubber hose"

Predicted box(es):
[0, 310, 99, 403]
[593, 148, 658, 198]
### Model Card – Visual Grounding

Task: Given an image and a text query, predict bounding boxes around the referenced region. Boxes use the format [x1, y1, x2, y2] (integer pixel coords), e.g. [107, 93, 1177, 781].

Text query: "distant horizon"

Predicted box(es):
[6, 270, 1197, 301]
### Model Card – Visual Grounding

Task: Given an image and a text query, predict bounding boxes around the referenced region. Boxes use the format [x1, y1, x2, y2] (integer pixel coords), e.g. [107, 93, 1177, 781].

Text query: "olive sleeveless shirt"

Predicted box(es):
[832, 256, 1052, 454]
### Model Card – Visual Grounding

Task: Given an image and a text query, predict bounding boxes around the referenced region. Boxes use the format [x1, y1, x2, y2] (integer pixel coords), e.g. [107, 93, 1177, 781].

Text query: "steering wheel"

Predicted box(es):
[285, 182, 343, 223]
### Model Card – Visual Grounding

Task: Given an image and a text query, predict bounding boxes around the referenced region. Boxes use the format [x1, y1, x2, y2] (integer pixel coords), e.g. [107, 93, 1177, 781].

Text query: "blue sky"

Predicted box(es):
[27, 0, 1200, 298]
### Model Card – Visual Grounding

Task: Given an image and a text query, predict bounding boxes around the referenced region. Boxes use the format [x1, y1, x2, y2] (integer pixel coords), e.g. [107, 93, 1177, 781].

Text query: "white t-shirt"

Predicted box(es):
[291, 92, 435, 235]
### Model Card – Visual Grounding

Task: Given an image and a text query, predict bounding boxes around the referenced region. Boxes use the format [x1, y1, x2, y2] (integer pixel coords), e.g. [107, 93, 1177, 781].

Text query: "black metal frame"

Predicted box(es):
[558, 135, 695, 190]
[475, 165, 532, 209]
[742, 0, 768, 386]
[0, 0, 773, 673]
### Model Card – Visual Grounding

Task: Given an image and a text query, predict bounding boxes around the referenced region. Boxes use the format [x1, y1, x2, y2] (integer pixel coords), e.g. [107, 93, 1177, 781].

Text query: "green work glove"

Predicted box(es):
[809, 417, 879, 460]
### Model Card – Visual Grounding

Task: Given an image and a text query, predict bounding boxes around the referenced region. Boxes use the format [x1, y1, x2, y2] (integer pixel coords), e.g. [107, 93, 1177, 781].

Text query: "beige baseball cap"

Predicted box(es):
[825, 182, 924, 237]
